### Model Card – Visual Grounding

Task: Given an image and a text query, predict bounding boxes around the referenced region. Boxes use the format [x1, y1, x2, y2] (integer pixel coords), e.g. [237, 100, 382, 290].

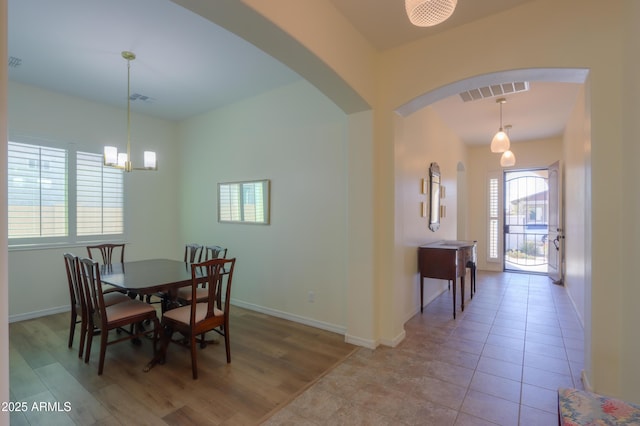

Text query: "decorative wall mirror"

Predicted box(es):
[428, 162, 441, 232]
[218, 179, 270, 224]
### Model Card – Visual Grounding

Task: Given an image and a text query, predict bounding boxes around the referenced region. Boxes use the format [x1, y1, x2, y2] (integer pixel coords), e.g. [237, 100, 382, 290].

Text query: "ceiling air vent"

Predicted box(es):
[130, 93, 155, 104]
[459, 81, 529, 102]
[8, 56, 22, 68]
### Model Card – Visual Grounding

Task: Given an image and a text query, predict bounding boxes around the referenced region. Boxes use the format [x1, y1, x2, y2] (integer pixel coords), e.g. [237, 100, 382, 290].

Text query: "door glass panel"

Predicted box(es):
[504, 170, 549, 273]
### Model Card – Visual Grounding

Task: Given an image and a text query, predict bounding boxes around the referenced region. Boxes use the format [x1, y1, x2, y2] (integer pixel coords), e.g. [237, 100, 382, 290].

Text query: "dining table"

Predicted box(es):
[100, 258, 200, 371]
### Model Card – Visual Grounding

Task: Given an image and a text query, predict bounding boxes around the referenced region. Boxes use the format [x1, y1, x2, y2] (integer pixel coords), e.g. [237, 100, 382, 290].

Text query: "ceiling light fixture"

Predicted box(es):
[500, 125, 516, 167]
[490, 98, 510, 153]
[104, 51, 157, 172]
[405, 0, 457, 27]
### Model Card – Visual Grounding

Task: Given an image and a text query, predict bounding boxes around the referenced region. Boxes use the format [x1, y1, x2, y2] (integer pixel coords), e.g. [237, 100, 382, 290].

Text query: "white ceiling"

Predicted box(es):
[7, 0, 301, 121]
[7, 0, 583, 146]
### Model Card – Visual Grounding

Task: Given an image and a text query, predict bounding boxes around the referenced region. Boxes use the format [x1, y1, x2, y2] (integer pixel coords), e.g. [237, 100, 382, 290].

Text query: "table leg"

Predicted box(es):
[472, 265, 476, 294]
[143, 325, 170, 372]
[461, 276, 465, 312]
[420, 277, 424, 313]
[452, 278, 456, 319]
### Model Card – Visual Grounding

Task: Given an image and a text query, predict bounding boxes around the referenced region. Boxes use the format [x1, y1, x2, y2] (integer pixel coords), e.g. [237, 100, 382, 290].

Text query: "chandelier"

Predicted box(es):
[104, 51, 157, 172]
[500, 125, 516, 167]
[405, 0, 458, 27]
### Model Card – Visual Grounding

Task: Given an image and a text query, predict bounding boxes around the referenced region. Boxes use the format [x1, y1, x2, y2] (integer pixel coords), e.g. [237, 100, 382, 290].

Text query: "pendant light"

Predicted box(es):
[500, 125, 516, 167]
[104, 51, 157, 172]
[490, 98, 510, 153]
[405, 0, 457, 27]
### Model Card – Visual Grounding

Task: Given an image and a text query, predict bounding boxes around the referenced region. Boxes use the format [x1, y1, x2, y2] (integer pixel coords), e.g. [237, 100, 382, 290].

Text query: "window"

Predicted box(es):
[218, 180, 270, 224]
[8, 140, 124, 247]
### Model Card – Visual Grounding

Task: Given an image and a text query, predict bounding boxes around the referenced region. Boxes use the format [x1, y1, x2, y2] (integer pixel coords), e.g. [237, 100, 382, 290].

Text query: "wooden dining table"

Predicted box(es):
[100, 258, 194, 300]
[100, 258, 199, 371]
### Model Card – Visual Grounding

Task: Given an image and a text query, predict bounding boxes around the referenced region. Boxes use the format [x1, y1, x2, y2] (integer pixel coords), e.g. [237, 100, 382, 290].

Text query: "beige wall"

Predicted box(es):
[467, 137, 563, 272]
[394, 106, 466, 324]
[620, 0, 640, 402]
[177, 80, 353, 336]
[563, 86, 589, 326]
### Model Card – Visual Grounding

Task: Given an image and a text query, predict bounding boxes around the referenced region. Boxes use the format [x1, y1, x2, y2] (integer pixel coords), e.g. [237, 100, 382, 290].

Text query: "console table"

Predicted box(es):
[418, 240, 476, 318]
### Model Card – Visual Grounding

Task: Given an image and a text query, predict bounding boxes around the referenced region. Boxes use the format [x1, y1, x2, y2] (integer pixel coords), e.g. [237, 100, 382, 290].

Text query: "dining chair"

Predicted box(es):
[78, 257, 160, 375]
[184, 243, 203, 264]
[176, 245, 228, 305]
[64, 253, 130, 358]
[202, 245, 227, 261]
[160, 257, 236, 379]
[63, 252, 88, 357]
[86, 243, 125, 265]
[86, 243, 131, 298]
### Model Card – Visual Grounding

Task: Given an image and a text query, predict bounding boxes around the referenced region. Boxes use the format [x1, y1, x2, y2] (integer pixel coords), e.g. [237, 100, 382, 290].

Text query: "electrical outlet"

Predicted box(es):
[308, 291, 315, 303]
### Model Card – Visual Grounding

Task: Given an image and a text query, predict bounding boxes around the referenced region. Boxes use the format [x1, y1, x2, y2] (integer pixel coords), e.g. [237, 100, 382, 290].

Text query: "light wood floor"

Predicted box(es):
[9, 306, 357, 425]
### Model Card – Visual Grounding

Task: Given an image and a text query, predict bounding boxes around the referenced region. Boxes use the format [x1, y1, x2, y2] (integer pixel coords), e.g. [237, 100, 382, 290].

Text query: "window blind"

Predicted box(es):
[77, 151, 124, 236]
[8, 142, 68, 238]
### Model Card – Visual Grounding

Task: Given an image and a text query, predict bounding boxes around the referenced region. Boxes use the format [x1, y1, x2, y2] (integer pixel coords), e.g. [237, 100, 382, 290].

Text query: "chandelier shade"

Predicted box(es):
[491, 130, 510, 153]
[490, 98, 510, 153]
[405, 0, 457, 27]
[104, 51, 157, 172]
[500, 150, 516, 167]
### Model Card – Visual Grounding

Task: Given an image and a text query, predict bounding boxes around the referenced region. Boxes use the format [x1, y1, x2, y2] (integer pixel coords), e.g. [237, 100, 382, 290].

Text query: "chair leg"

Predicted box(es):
[78, 319, 87, 358]
[224, 322, 231, 363]
[190, 334, 198, 380]
[68, 311, 77, 348]
[98, 331, 108, 375]
[84, 329, 94, 363]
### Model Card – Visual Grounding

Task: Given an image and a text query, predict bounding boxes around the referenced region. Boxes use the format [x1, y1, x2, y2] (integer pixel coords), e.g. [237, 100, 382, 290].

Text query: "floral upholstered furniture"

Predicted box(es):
[558, 387, 640, 425]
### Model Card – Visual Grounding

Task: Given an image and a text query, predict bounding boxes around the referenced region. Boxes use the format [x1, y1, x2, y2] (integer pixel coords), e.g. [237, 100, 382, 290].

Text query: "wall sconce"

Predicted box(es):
[421, 202, 427, 217]
[440, 205, 446, 218]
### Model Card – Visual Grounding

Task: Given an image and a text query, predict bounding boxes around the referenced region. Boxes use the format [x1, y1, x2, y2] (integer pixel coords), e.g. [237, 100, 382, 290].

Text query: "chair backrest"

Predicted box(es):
[184, 243, 203, 264]
[63, 253, 84, 314]
[203, 245, 227, 261]
[78, 257, 107, 328]
[189, 258, 236, 324]
[86, 243, 125, 265]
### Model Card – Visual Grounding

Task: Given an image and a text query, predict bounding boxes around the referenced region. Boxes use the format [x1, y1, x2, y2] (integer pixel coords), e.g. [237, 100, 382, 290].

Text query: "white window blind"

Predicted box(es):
[219, 183, 241, 222]
[488, 175, 500, 261]
[8, 142, 68, 238]
[77, 151, 124, 236]
[8, 140, 124, 246]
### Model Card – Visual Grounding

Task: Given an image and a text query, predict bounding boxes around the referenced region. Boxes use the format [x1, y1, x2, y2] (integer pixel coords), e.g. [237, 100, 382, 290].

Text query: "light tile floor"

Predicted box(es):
[263, 271, 584, 425]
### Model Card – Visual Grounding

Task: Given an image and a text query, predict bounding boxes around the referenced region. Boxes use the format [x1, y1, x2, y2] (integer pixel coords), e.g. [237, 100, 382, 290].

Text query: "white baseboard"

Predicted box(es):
[231, 298, 347, 336]
[9, 305, 69, 323]
[378, 329, 406, 348]
[581, 370, 593, 391]
[345, 334, 377, 349]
